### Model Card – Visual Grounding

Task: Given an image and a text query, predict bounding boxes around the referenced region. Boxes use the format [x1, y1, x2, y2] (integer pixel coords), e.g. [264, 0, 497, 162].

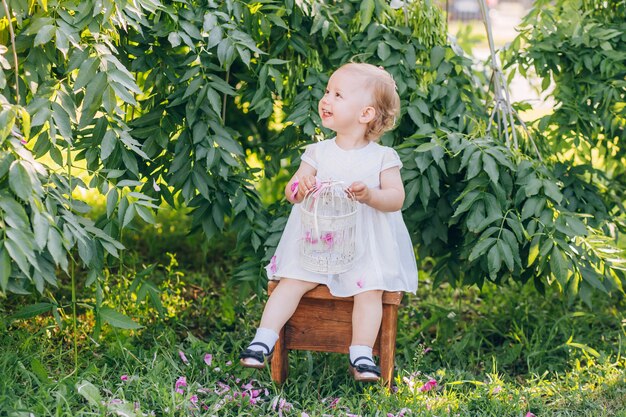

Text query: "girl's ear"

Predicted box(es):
[359, 106, 376, 124]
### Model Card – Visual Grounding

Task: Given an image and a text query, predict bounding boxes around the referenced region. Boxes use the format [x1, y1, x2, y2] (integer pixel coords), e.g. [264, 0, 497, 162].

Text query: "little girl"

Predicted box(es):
[240, 63, 418, 382]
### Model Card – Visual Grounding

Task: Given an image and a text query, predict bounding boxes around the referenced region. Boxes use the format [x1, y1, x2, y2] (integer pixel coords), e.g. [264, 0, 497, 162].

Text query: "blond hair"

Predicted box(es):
[337, 62, 400, 141]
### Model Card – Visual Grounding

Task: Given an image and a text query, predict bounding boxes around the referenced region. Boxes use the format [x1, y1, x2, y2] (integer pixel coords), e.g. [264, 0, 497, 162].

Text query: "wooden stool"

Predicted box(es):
[268, 280, 402, 387]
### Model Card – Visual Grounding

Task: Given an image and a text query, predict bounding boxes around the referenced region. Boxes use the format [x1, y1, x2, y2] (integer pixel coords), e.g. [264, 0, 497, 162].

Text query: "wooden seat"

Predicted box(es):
[268, 280, 402, 387]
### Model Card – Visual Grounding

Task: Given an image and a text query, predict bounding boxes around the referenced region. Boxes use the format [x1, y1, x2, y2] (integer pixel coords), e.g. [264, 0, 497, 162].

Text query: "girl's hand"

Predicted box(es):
[348, 181, 371, 204]
[296, 175, 317, 202]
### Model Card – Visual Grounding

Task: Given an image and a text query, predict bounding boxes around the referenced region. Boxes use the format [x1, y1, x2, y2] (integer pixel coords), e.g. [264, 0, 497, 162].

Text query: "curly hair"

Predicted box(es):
[337, 63, 401, 141]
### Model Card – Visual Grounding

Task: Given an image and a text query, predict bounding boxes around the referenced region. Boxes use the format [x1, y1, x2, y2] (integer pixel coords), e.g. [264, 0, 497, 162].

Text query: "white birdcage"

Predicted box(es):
[300, 180, 357, 274]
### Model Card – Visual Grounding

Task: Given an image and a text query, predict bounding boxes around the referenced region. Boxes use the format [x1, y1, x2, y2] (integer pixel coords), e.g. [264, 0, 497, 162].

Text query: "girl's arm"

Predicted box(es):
[285, 162, 317, 204]
[348, 167, 405, 212]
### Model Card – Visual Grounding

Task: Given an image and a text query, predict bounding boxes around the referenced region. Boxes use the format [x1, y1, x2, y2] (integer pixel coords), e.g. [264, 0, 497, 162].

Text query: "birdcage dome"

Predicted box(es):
[300, 180, 357, 274]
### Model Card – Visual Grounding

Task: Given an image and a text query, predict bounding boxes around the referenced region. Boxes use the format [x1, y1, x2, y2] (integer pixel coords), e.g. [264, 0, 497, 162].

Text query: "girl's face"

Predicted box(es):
[318, 69, 373, 136]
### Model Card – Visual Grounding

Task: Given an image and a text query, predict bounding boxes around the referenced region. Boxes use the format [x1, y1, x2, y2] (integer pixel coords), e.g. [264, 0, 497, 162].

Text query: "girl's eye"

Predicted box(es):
[335, 92, 342, 98]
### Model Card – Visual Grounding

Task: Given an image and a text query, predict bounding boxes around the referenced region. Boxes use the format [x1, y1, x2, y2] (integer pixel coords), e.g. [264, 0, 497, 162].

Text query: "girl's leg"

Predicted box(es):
[258, 278, 320, 332]
[349, 290, 383, 381]
[241, 278, 319, 367]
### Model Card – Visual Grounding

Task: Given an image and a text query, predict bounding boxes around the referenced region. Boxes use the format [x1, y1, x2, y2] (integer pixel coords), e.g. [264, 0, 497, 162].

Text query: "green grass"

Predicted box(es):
[1, 251, 625, 417]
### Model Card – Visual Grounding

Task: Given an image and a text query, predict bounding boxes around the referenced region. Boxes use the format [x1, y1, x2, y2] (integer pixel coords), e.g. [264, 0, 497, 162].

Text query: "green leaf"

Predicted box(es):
[76, 380, 103, 407]
[497, 240, 514, 271]
[106, 188, 118, 219]
[11, 303, 54, 319]
[74, 58, 99, 91]
[487, 244, 502, 278]
[359, 0, 375, 31]
[550, 246, 568, 287]
[47, 227, 68, 272]
[9, 161, 33, 201]
[528, 235, 540, 267]
[101, 130, 117, 160]
[525, 177, 542, 196]
[415, 142, 437, 152]
[469, 237, 496, 261]
[33, 211, 49, 251]
[430, 46, 445, 68]
[214, 134, 243, 156]
[521, 196, 540, 220]
[466, 151, 482, 180]
[377, 42, 391, 61]
[0, 246, 11, 292]
[453, 190, 480, 218]
[34, 24, 55, 46]
[542, 179, 562, 203]
[482, 153, 499, 184]
[99, 306, 142, 329]
[135, 204, 155, 224]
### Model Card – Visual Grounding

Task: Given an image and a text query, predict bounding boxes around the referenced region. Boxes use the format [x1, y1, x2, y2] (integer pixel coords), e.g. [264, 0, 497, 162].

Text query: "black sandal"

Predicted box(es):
[349, 356, 381, 382]
[239, 342, 274, 369]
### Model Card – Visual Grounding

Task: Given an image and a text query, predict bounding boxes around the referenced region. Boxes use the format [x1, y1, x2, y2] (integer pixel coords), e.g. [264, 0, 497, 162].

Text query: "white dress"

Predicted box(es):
[265, 138, 418, 297]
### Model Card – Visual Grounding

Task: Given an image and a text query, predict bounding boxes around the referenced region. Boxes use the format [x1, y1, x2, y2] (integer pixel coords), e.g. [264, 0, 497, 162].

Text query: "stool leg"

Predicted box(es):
[271, 327, 288, 384]
[379, 304, 399, 388]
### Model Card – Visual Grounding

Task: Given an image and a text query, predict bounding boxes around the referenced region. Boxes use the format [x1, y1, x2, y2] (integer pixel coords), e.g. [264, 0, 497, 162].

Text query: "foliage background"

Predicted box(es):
[1, 0, 626, 415]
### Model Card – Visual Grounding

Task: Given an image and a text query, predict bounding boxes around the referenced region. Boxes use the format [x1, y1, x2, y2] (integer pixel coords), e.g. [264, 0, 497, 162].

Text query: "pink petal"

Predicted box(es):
[204, 353, 213, 366]
[175, 376, 187, 390]
[190, 395, 198, 404]
[120, 375, 128, 381]
[153, 179, 161, 192]
[179, 351, 189, 364]
[419, 378, 437, 392]
[525, 413, 537, 417]
[356, 279, 364, 288]
[423, 347, 432, 354]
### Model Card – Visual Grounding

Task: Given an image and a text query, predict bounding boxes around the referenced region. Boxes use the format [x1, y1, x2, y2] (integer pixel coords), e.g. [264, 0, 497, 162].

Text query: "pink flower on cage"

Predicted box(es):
[190, 395, 198, 405]
[175, 376, 187, 394]
[179, 351, 189, 364]
[290, 180, 299, 200]
[204, 353, 213, 366]
[270, 256, 277, 274]
[321, 232, 334, 248]
[419, 378, 437, 392]
[356, 277, 364, 288]
[525, 413, 537, 417]
[304, 231, 318, 244]
[120, 375, 128, 382]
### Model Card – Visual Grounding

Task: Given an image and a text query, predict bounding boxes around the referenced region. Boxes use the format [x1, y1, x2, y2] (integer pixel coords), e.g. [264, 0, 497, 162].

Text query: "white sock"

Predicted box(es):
[349, 345, 375, 366]
[247, 327, 279, 353]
